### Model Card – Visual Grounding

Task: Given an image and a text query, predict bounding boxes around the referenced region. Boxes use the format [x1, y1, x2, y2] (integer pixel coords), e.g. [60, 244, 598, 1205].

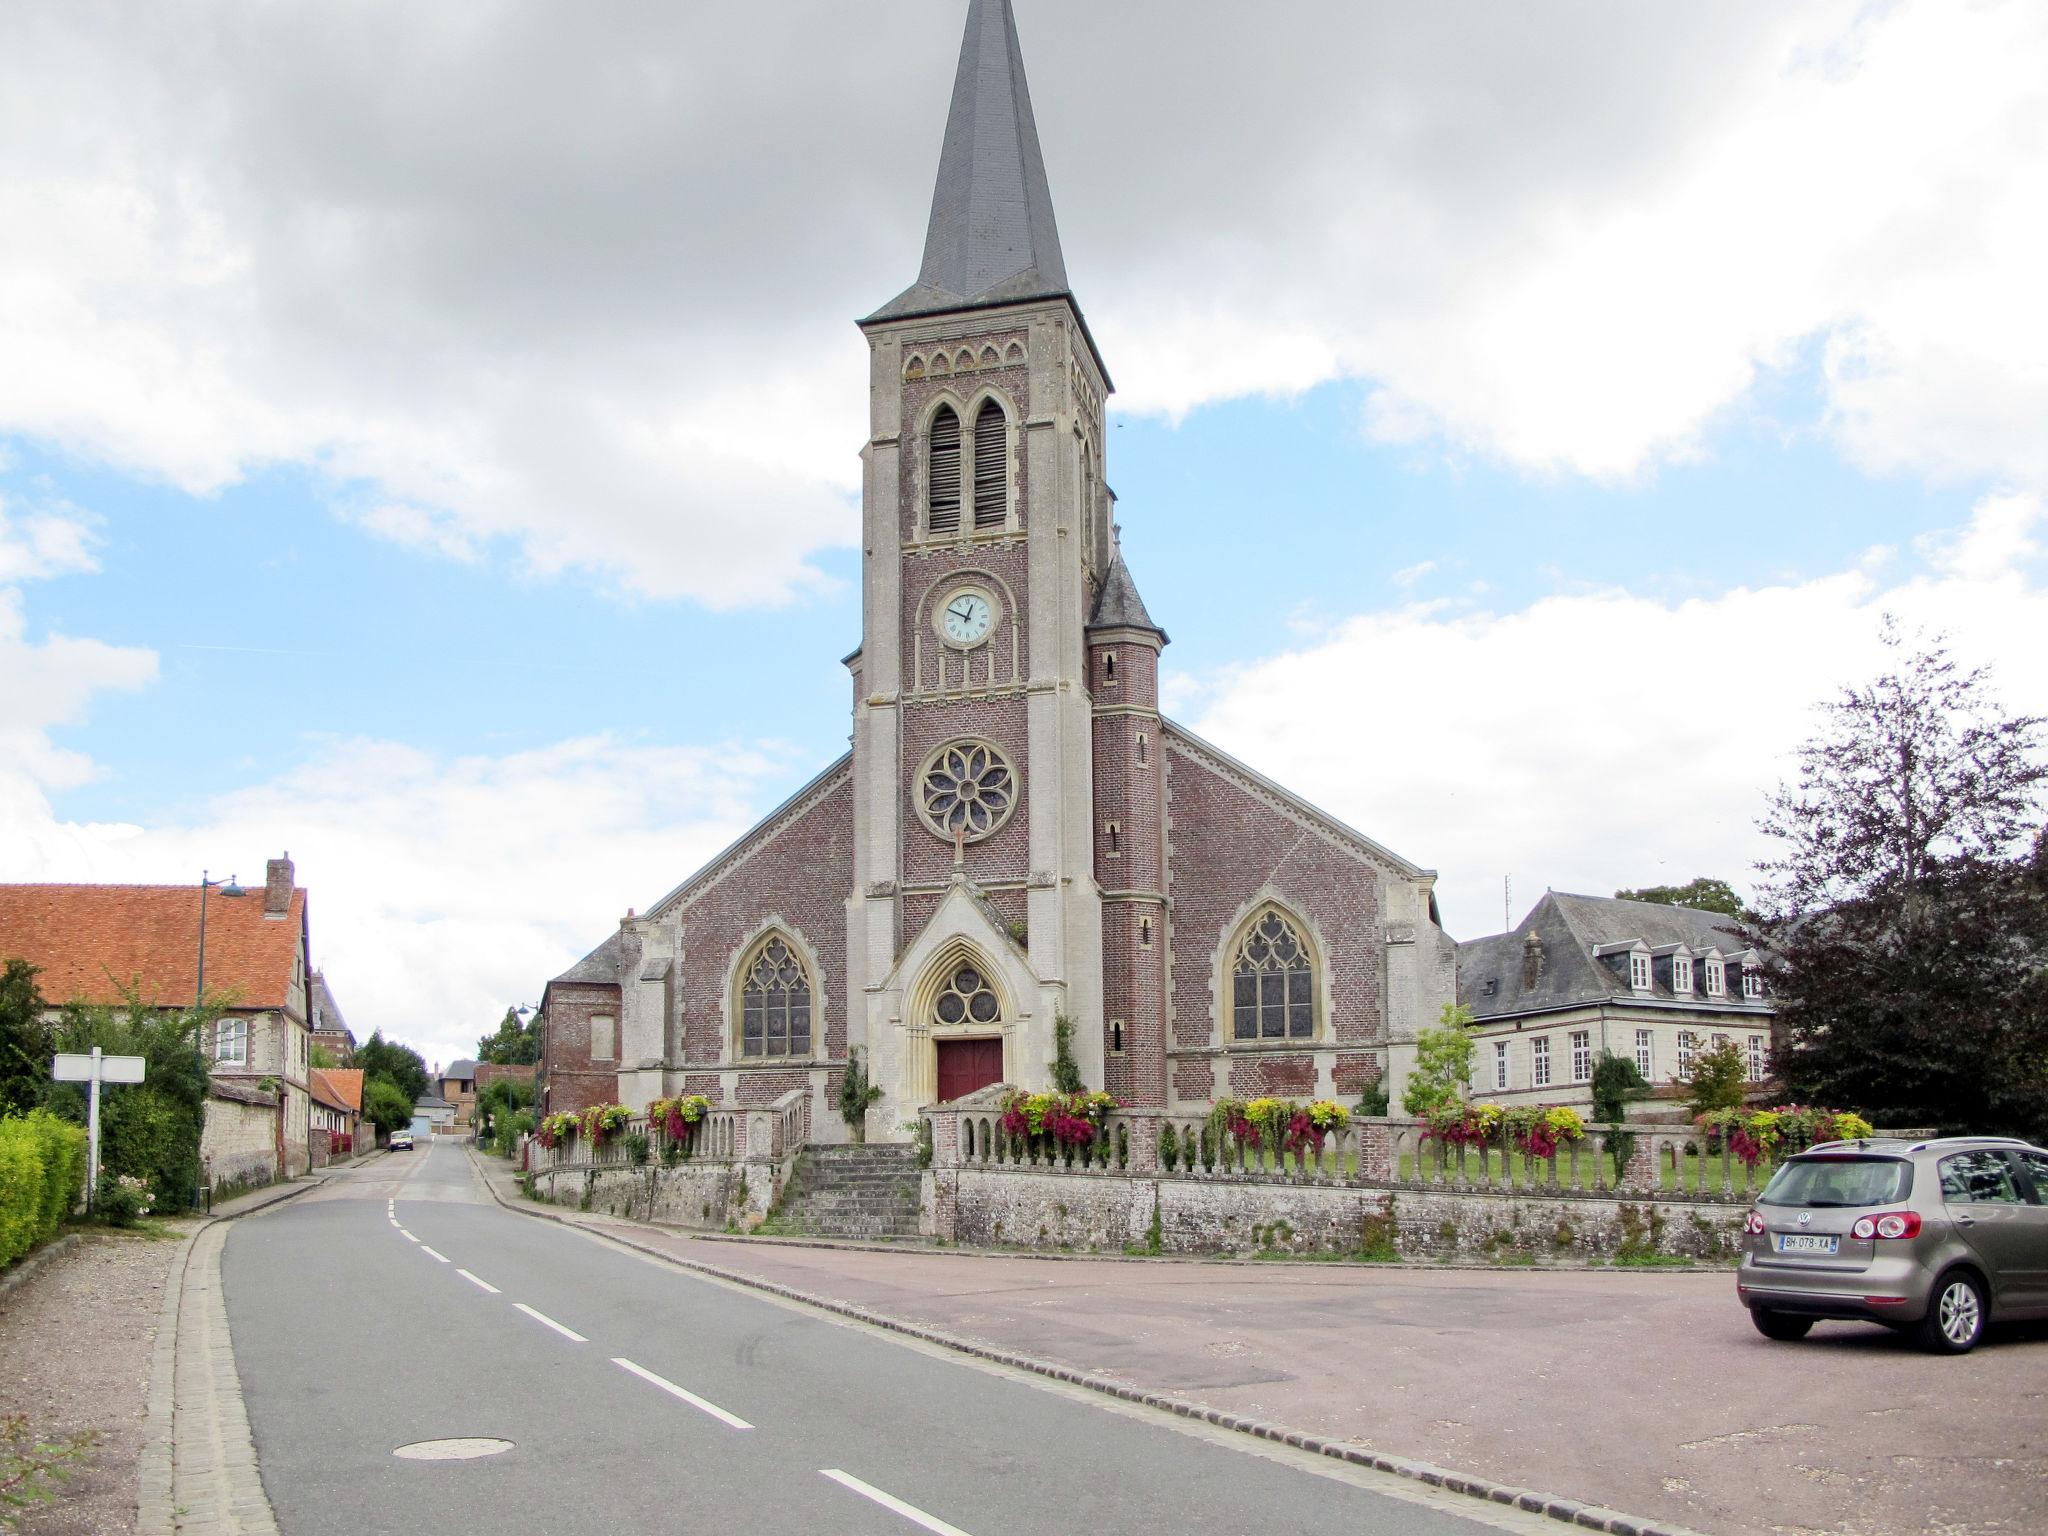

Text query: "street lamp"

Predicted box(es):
[195, 870, 245, 1009]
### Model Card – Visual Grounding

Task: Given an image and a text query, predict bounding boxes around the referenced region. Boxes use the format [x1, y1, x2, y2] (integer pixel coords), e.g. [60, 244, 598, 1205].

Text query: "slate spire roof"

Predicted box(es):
[870, 0, 1070, 322]
[1088, 547, 1166, 642]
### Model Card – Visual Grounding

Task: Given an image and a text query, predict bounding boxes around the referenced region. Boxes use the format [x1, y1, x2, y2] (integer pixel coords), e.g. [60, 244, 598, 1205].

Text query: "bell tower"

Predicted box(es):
[847, 0, 1112, 1125]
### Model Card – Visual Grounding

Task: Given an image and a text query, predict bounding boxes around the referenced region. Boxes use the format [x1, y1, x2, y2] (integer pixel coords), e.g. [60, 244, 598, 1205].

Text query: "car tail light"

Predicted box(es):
[1744, 1210, 1766, 1235]
[1850, 1211, 1921, 1240]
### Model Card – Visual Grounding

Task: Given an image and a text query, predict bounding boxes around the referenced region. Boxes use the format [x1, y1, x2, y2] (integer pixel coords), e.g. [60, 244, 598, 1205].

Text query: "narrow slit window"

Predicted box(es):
[1110, 1020, 1124, 1054]
[928, 405, 962, 533]
[1135, 732, 1148, 766]
[1139, 916, 1152, 949]
[972, 400, 1007, 527]
[1103, 652, 1116, 682]
[1106, 821, 1120, 855]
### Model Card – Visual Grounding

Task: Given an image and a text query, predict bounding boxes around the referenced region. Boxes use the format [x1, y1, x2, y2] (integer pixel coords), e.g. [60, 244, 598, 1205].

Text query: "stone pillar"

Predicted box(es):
[1122, 1111, 1161, 1175]
[1617, 1124, 1660, 1193]
[1357, 1117, 1396, 1182]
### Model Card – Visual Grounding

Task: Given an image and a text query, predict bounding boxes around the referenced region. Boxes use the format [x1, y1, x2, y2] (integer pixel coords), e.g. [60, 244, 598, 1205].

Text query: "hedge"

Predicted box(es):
[0, 1111, 89, 1268]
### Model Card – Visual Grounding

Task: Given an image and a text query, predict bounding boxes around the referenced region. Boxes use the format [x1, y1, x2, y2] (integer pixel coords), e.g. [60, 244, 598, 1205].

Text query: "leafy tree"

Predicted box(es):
[45, 996, 213, 1212]
[1756, 624, 2048, 1138]
[475, 1076, 534, 1138]
[476, 1007, 539, 1066]
[309, 1042, 338, 1070]
[1614, 878, 1746, 919]
[1590, 1051, 1650, 1124]
[1684, 1040, 1749, 1117]
[0, 960, 54, 1118]
[354, 1031, 428, 1106]
[362, 1078, 415, 1137]
[1403, 1004, 1476, 1117]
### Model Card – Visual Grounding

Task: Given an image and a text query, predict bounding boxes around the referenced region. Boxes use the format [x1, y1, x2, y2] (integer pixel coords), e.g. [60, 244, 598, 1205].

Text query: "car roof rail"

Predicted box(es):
[1905, 1135, 2031, 1152]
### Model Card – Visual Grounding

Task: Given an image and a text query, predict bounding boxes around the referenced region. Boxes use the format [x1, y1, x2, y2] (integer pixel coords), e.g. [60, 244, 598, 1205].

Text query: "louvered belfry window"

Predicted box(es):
[928, 405, 962, 533]
[972, 399, 1007, 527]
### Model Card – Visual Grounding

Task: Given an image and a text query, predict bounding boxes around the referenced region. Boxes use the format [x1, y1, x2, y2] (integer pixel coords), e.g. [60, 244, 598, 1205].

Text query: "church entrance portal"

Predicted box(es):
[936, 1037, 1003, 1104]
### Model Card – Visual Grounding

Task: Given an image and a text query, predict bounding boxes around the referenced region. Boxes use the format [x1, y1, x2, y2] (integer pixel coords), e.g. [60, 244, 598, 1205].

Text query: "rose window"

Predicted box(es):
[919, 740, 1017, 842]
[933, 964, 1001, 1027]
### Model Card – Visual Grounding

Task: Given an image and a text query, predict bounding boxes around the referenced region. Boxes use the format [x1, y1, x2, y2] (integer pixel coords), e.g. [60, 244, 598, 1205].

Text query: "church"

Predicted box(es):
[538, 0, 1458, 1139]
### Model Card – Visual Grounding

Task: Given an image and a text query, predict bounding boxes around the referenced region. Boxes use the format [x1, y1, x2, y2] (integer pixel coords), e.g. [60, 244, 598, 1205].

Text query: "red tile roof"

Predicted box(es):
[0, 883, 306, 1012]
[308, 1067, 357, 1115]
[311, 1067, 363, 1113]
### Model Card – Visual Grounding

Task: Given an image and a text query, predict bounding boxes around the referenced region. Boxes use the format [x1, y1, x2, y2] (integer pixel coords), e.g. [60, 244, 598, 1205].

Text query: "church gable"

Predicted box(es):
[664, 761, 853, 1084]
[1162, 727, 1394, 1107]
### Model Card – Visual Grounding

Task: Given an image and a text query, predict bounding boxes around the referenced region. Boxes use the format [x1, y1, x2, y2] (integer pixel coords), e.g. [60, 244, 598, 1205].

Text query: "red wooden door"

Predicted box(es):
[936, 1037, 1004, 1103]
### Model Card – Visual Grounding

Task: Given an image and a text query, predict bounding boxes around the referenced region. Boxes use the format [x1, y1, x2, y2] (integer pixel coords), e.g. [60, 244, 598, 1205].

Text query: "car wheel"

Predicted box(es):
[1916, 1271, 1987, 1354]
[1750, 1308, 1814, 1341]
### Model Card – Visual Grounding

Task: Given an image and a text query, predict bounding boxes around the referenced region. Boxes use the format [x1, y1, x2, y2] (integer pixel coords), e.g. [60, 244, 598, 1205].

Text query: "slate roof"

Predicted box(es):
[1460, 892, 1768, 1021]
[1088, 550, 1166, 640]
[869, 0, 1069, 322]
[308, 970, 351, 1041]
[311, 1067, 364, 1113]
[547, 926, 636, 988]
[442, 1059, 478, 1082]
[0, 881, 306, 1011]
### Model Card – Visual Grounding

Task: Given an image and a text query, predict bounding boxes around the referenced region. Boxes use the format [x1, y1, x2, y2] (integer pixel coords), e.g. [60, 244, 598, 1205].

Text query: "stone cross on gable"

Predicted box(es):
[953, 824, 966, 873]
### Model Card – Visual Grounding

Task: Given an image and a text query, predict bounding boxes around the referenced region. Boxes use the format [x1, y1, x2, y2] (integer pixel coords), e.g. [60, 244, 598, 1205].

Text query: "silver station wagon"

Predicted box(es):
[1738, 1136, 2048, 1353]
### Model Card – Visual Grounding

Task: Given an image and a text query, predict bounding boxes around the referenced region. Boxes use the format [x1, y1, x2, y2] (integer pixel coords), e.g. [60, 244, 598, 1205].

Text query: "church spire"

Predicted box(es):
[870, 0, 1070, 321]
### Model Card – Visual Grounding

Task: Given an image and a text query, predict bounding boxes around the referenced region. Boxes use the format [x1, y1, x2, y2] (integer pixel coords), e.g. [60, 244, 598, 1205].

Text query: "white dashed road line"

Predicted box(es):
[611, 1358, 753, 1430]
[513, 1303, 587, 1343]
[420, 1246, 450, 1263]
[819, 1470, 973, 1536]
[457, 1269, 500, 1294]
[399, 1230, 418, 1243]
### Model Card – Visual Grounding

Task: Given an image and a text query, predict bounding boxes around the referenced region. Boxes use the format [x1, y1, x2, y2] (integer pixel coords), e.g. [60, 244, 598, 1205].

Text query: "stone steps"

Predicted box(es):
[772, 1144, 924, 1238]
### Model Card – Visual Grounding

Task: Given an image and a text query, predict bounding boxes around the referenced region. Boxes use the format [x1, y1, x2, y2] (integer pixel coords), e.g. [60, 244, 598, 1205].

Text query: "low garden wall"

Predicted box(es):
[920, 1102, 1763, 1262]
[524, 1087, 809, 1229]
[931, 1166, 1745, 1262]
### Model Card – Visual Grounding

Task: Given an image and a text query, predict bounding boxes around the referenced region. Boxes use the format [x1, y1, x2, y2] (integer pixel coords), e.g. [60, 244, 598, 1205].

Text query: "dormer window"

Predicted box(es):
[1672, 956, 1692, 995]
[1629, 952, 1651, 990]
[1704, 957, 1725, 997]
[1742, 967, 1764, 1000]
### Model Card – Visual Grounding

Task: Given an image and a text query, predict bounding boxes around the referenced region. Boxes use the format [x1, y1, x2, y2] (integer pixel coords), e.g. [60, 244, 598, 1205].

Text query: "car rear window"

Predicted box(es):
[1759, 1156, 1912, 1208]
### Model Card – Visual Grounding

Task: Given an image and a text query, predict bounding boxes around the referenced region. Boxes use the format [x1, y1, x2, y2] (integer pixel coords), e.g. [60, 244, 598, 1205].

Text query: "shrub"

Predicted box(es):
[45, 1000, 208, 1212]
[94, 1173, 154, 1227]
[1685, 1041, 1750, 1117]
[1049, 1013, 1084, 1094]
[1356, 1078, 1390, 1117]
[0, 1112, 88, 1267]
[1158, 1121, 1179, 1171]
[839, 1048, 884, 1143]
[624, 1132, 651, 1167]
[1591, 1051, 1650, 1124]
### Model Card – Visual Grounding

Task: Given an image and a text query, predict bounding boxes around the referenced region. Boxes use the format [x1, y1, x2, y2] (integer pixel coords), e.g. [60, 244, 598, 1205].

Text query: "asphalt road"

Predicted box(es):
[220, 1143, 1561, 1536]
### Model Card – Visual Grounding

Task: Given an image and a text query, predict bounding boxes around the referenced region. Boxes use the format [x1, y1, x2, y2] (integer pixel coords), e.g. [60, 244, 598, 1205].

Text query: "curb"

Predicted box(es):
[472, 1150, 1708, 1536]
[0, 1232, 86, 1303]
[138, 1158, 370, 1534]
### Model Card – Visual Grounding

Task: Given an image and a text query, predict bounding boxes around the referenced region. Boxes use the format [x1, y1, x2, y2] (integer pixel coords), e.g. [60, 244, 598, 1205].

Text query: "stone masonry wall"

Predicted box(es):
[936, 1167, 1746, 1264]
[200, 1094, 277, 1192]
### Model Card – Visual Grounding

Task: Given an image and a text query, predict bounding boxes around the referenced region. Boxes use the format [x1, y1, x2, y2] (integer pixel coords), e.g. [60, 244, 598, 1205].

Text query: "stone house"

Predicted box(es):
[0, 854, 319, 1181]
[436, 1059, 478, 1130]
[1456, 893, 1776, 1111]
[538, 0, 1457, 1136]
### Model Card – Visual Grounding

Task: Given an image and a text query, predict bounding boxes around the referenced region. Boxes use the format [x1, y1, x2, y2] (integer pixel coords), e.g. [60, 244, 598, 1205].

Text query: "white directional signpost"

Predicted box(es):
[52, 1047, 146, 1213]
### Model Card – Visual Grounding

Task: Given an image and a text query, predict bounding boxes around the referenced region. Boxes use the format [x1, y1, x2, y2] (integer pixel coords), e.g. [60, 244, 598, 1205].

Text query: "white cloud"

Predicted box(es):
[1, 2, 2041, 608]
[0, 496, 101, 583]
[1, 730, 800, 1073]
[1389, 560, 1437, 589]
[1176, 492, 2048, 940]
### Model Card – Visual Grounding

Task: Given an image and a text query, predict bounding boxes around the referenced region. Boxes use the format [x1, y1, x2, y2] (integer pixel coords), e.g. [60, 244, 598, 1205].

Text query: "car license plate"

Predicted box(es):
[1776, 1233, 1838, 1254]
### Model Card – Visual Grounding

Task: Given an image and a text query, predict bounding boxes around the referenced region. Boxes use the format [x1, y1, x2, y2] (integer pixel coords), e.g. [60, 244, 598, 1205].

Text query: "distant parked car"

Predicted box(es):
[388, 1130, 414, 1151]
[1738, 1136, 2048, 1353]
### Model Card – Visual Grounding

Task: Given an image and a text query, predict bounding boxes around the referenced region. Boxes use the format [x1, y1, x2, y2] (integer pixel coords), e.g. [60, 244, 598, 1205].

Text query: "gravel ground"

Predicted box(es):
[0, 1226, 192, 1536]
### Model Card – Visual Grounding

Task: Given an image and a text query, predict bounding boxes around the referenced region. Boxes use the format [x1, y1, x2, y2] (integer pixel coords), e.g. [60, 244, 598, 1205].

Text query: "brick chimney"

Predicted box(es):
[1520, 930, 1545, 990]
[264, 853, 294, 918]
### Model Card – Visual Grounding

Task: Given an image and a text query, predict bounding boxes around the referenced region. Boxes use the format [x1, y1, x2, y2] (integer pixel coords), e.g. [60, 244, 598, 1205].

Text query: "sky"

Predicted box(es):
[3, 0, 2045, 1074]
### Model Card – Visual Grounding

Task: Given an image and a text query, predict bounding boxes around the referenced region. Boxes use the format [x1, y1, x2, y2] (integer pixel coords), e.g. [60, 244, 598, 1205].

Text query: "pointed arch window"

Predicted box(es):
[928, 405, 962, 534]
[972, 399, 1007, 528]
[1230, 908, 1316, 1041]
[738, 934, 814, 1059]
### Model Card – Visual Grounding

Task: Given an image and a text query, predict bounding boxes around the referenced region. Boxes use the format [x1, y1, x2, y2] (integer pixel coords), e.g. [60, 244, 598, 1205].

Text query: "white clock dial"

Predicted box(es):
[941, 591, 993, 646]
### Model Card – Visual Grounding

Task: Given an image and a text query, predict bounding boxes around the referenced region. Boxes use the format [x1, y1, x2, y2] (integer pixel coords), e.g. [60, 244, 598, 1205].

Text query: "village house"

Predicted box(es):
[0, 855, 321, 1185]
[1456, 893, 1776, 1112]
[538, 0, 1458, 1138]
[308, 1066, 365, 1164]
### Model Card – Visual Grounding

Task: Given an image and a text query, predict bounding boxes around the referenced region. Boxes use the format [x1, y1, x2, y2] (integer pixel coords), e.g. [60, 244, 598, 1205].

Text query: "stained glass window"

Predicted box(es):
[1230, 910, 1314, 1041]
[740, 936, 813, 1059]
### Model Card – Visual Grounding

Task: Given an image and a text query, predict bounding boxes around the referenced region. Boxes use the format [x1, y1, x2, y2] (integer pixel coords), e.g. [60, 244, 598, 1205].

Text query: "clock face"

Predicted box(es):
[940, 590, 994, 646]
